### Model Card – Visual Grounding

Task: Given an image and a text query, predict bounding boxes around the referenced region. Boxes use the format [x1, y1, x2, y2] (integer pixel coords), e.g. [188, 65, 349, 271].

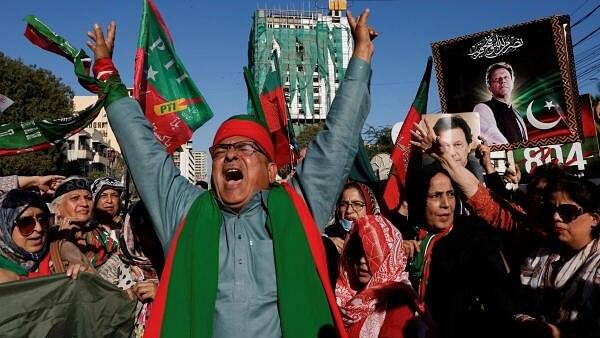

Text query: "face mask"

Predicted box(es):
[340, 219, 353, 232]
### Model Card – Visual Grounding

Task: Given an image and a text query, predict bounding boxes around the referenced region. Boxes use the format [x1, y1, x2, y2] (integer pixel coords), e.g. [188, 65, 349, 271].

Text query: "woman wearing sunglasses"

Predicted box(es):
[515, 177, 600, 338]
[435, 149, 600, 338]
[0, 189, 90, 283]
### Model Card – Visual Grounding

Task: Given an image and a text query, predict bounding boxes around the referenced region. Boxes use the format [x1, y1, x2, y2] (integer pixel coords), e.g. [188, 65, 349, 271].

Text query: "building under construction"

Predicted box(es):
[248, 0, 352, 126]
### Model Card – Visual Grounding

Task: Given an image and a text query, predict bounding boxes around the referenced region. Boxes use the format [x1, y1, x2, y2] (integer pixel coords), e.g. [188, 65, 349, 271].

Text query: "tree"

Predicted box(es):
[63, 160, 84, 177]
[0, 52, 74, 175]
[295, 123, 393, 160]
[363, 125, 393, 159]
[296, 123, 325, 149]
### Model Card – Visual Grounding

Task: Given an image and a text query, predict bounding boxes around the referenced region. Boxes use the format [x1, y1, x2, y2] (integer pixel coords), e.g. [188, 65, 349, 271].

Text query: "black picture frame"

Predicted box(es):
[431, 15, 580, 151]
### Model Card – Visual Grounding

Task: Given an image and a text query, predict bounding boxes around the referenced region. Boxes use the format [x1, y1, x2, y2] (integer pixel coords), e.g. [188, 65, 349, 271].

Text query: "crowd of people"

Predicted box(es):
[0, 8, 598, 338]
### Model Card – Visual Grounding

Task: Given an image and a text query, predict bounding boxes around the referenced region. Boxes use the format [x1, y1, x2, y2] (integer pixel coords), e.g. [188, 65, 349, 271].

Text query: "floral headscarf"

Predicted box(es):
[335, 214, 412, 336]
[90, 176, 124, 206]
[0, 189, 50, 273]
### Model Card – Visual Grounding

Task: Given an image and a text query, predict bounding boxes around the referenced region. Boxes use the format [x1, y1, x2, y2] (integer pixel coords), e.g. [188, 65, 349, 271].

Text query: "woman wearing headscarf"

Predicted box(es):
[100, 201, 164, 338]
[335, 214, 424, 338]
[91, 176, 126, 241]
[323, 181, 381, 285]
[50, 176, 118, 270]
[0, 189, 89, 283]
[326, 181, 380, 252]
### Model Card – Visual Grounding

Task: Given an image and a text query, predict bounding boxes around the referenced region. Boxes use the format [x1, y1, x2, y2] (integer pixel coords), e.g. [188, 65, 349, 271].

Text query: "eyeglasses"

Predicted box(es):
[338, 200, 366, 211]
[14, 213, 54, 237]
[209, 141, 265, 159]
[546, 204, 584, 223]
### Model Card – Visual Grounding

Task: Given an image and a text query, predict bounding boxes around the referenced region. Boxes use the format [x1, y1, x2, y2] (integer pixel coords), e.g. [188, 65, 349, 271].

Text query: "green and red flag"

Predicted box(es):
[259, 51, 298, 167]
[381, 57, 432, 215]
[243, 64, 296, 167]
[4, 16, 106, 157]
[243, 67, 268, 126]
[0, 106, 105, 156]
[24, 15, 98, 93]
[134, 0, 213, 154]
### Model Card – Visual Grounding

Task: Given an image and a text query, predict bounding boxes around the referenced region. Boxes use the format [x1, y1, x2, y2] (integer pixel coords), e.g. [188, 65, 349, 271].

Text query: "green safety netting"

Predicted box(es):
[249, 12, 352, 120]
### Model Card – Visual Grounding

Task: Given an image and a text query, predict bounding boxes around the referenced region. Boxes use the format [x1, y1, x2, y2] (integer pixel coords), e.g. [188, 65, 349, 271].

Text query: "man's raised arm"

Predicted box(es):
[291, 9, 377, 229]
[86, 22, 201, 252]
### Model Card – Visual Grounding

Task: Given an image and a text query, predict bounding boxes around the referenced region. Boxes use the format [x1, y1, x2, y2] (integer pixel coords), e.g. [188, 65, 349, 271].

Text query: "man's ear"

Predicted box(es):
[268, 163, 278, 183]
[590, 211, 600, 226]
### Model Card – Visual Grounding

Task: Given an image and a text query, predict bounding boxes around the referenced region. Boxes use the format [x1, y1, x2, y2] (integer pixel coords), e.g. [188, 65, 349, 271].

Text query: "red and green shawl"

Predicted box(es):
[145, 184, 346, 338]
[409, 226, 453, 298]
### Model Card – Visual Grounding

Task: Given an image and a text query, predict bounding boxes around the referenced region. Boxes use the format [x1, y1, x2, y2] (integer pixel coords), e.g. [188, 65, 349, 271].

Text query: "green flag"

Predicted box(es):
[0, 273, 135, 337]
[134, 0, 214, 154]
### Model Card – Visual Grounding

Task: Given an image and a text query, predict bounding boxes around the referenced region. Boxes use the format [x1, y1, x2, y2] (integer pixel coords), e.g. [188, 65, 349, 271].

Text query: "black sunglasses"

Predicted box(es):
[14, 213, 54, 237]
[546, 204, 584, 223]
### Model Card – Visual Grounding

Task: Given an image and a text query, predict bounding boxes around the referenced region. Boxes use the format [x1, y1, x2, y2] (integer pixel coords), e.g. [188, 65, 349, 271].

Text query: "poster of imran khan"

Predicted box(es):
[431, 15, 580, 152]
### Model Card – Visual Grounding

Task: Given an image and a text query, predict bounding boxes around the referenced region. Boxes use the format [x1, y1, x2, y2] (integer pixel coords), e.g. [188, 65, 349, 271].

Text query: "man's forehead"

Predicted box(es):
[491, 68, 511, 78]
[218, 136, 254, 144]
[438, 127, 467, 142]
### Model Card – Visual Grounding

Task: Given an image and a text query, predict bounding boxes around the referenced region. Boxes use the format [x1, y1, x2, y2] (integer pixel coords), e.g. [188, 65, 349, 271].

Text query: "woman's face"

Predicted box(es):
[57, 189, 93, 222]
[338, 188, 367, 222]
[549, 191, 597, 250]
[353, 255, 371, 287]
[11, 207, 48, 253]
[425, 173, 456, 230]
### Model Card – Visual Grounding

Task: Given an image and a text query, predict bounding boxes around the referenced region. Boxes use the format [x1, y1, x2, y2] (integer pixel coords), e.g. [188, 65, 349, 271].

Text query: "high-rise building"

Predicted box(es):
[248, 0, 352, 126]
[67, 95, 122, 175]
[172, 141, 196, 183]
[192, 150, 209, 184]
[73, 95, 121, 153]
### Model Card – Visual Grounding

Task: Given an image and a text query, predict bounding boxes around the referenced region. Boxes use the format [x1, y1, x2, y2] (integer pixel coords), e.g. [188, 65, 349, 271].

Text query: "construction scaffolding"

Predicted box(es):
[248, 4, 353, 125]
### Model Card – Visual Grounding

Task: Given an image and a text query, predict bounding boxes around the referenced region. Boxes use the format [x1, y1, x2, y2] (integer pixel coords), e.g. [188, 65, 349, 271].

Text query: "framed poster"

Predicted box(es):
[431, 15, 580, 151]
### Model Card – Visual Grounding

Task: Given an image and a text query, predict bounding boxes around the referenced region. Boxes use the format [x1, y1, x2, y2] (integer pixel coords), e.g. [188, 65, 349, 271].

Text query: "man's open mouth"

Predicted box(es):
[225, 168, 243, 181]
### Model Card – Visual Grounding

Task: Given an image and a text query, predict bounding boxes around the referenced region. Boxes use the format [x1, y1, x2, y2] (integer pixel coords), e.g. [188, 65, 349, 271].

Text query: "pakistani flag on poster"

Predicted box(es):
[134, 0, 213, 154]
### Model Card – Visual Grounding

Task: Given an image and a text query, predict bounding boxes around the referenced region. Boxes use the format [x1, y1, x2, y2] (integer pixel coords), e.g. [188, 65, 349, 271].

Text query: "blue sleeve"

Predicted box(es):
[106, 97, 202, 252]
[290, 57, 372, 230]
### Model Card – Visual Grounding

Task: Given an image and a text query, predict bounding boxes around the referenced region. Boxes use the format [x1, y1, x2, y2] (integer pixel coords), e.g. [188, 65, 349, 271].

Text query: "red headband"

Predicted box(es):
[212, 118, 275, 161]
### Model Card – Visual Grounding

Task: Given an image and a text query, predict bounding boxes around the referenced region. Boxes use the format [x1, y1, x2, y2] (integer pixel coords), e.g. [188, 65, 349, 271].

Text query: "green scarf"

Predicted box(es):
[0, 255, 28, 276]
[148, 185, 337, 337]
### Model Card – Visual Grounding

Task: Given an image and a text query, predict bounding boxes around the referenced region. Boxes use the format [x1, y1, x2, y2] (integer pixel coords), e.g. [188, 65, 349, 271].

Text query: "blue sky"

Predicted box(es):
[2, 0, 598, 152]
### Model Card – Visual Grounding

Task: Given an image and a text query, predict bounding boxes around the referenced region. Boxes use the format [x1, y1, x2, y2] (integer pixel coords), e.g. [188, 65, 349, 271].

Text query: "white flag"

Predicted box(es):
[0, 94, 14, 113]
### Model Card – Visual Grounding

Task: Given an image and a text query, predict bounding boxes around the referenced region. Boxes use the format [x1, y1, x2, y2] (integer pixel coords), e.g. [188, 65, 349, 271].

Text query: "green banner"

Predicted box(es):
[0, 273, 135, 337]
